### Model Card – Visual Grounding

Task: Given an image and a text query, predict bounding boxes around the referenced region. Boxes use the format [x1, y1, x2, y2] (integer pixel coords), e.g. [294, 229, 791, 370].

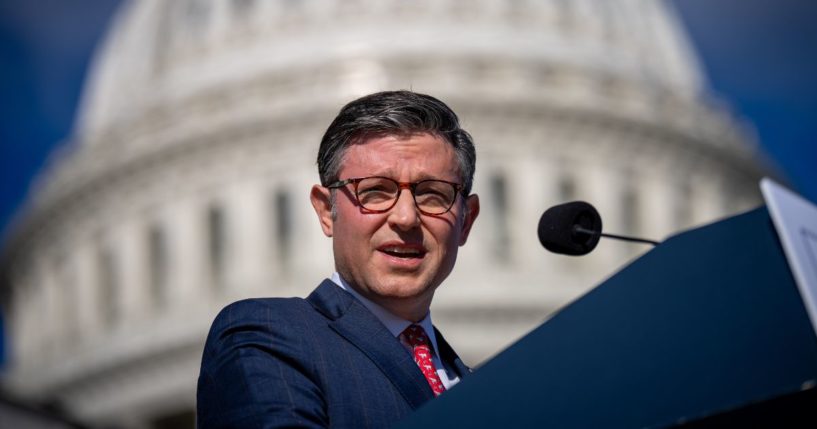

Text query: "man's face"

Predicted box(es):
[311, 133, 480, 321]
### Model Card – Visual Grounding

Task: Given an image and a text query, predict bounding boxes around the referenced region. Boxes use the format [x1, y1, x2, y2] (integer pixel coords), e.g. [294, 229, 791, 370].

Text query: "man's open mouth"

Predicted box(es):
[379, 246, 426, 259]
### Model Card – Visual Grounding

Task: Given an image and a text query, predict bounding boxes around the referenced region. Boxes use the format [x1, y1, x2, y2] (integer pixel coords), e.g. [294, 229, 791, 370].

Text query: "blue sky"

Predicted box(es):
[0, 0, 815, 238]
[0, 0, 122, 235]
[672, 0, 817, 201]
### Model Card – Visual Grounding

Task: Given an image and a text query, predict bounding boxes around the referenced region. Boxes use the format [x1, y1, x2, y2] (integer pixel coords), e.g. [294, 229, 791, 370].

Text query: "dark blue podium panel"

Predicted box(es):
[398, 207, 817, 428]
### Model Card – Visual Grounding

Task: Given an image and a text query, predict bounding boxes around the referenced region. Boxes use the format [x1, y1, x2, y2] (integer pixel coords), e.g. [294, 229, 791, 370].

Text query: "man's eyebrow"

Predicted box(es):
[412, 173, 448, 181]
[366, 168, 395, 177]
[364, 172, 452, 182]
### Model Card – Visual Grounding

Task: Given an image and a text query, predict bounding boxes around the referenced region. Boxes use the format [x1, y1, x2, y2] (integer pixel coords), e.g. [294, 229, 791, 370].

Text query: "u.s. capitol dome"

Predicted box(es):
[0, 0, 765, 426]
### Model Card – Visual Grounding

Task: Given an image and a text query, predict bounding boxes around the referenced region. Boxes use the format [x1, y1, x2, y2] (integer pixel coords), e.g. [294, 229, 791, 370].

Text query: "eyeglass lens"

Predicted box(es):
[355, 177, 457, 214]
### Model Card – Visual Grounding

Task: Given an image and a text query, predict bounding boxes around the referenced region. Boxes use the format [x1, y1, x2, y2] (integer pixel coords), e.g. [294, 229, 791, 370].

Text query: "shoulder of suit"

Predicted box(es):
[205, 297, 321, 337]
[214, 296, 312, 323]
[204, 297, 322, 350]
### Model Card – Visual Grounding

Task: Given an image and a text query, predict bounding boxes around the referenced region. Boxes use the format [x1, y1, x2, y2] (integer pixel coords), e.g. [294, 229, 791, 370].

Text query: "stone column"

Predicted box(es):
[75, 242, 101, 344]
[10, 272, 36, 369]
[691, 164, 725, 226]
[642, 163, 676, 240]
[586, 161, 625, 272]
[39, 258, 58, 364]
[170, 198, 209, 315]
[515, 156, 551, 276]
[227, 181, 269, 297]
[118, 220, 148, 324]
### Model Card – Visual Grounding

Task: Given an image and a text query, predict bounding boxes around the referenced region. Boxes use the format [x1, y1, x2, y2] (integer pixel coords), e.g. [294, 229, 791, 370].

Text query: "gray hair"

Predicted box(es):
[317, 90, 476, 195]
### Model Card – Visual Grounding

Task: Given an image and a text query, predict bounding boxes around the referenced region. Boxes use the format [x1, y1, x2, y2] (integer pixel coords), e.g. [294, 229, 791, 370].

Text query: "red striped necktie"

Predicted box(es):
[402, 324, 446, 397]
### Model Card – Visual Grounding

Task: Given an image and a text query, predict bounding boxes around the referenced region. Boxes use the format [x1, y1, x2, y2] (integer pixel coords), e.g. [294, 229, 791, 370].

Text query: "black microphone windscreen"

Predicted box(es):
[538, 201, 603, 256]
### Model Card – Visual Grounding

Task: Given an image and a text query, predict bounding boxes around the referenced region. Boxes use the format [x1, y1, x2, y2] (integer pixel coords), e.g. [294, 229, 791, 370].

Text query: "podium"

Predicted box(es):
[397, 206, 817, 428]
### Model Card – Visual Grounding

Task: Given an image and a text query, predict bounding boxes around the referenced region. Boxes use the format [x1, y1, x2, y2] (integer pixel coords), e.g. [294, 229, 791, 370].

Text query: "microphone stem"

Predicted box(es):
[573, 226, 660, 246]
[599, 232, 659, 246]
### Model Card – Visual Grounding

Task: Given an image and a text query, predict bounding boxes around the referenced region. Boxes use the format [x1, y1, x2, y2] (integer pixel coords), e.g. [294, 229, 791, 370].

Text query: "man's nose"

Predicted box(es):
[387, 189, 421, 230]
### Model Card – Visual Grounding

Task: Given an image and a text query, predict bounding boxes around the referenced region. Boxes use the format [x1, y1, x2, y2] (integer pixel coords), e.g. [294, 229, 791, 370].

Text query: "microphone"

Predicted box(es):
[537, 201, 660, 256]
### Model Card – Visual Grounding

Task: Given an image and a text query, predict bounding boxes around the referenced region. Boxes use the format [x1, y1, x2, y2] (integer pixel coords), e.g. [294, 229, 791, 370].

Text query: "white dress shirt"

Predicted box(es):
[330, 272, 460, 390]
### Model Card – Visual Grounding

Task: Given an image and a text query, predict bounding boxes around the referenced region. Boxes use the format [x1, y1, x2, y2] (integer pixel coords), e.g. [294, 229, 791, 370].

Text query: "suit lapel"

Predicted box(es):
[434, 326, 472, 379]
[307, 281, 434, 409]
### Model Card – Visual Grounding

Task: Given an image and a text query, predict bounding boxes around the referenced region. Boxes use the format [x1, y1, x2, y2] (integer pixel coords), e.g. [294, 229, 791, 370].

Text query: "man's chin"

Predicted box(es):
[372, 277, 436, 300]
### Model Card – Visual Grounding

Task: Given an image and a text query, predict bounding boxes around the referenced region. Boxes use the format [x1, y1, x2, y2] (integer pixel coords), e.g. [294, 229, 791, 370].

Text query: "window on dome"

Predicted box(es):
[96, 246, 119, 328]
[231, 0, 256, 17]
[555, 0, 575, 30]
[558, 174, 577, 202]
[183, 0, 211, 29]
[490, 173, 511, 264]
[674, 181, 693, 229]
[60, 260, 79, 342]
[274, 189, 293, 267]
[621, 186, 641, 236]
[207, 205, 227, 291]
[148, 224, 169, 310]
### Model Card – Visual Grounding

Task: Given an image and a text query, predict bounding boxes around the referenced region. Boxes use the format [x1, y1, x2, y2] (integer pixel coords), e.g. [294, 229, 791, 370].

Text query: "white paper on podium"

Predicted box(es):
[761, 178, 817, 337]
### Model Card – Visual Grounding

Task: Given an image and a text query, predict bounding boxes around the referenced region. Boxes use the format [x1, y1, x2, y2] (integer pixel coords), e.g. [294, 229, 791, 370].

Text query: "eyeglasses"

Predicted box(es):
[327, 176, 464, 215]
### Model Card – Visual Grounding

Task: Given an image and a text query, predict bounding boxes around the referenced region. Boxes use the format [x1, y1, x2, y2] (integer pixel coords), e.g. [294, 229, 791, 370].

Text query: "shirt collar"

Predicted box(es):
[330, 272, 441, 354]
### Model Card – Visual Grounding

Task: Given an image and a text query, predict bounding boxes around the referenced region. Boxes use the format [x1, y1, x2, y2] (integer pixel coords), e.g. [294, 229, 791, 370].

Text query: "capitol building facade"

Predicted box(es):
[0, 0, 766, 427]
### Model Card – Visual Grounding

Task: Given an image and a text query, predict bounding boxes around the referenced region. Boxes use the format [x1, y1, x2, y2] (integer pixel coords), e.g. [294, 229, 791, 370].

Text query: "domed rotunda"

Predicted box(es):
[1, 0, 765, 427]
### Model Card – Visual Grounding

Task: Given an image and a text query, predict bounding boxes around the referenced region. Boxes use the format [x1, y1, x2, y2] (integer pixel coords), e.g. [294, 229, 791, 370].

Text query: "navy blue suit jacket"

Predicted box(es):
[197, 279, 470, 428]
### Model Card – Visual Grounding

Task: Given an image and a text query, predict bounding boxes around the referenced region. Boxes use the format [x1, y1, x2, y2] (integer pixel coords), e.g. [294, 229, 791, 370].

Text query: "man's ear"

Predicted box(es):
[458, 194, 480, 246]
[310, 185, 334, 237]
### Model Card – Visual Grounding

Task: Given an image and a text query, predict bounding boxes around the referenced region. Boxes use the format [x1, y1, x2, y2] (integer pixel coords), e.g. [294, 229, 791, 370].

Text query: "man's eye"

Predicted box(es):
[358, 184, 396, 204]
[359, 185, 392, 195]
[416, 192, 447, 202]
[416, 189, 446, 198]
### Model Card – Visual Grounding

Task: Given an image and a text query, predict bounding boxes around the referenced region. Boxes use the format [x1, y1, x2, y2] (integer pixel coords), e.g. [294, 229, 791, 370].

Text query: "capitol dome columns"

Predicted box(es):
[74, 243, 101, 345]
[169, 198, 209, 313]
[226, 181, 270, 296]
[642, 168, 678, 241]
[118, 220, 150, 325]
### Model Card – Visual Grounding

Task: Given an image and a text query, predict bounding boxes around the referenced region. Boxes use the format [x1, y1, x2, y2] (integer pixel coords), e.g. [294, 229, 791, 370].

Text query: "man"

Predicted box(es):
[197, 91, 480, 428]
